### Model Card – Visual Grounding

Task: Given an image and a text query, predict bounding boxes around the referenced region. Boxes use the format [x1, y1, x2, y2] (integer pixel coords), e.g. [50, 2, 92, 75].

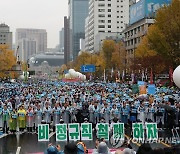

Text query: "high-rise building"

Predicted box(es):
[124, 0, 171, 66]
[0, 23, 12, 49]
[16, 28, 47, 62]
[68, 0, 89, 60]
[85, 0, 130, 53]
[64, 16, 70, 65]
[59, 28, 64, 52]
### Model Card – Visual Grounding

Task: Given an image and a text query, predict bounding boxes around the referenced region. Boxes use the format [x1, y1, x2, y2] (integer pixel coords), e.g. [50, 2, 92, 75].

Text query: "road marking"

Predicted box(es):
[49, 132, 55, 138]
[0, 134, 8, 139]
[125, 134, 141, 147]
[16, 147, 21, 154]
[159, 140, 171, 148]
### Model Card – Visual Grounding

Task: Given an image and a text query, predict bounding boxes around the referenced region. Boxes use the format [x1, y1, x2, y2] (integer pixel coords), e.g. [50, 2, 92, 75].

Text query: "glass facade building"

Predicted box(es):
[69, 0, 89, 60]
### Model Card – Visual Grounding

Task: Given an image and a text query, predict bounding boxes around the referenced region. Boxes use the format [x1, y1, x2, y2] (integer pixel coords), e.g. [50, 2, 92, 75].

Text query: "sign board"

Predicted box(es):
[113, 123, 124, 141]
[139, 85, 147, 94]
[132, 123, 144, 140]
[81, 65, 96, 73]
[38, 124, 49, 141]
[148, 84, 156, 95]
[37, 123, 158, 142]
[97, 123, 109, 140]
[81, 123, 93, 140]
[56, 124, 67, 141]
[132, 84, 139, 94]
[68, 123, 80, 141]
[146, 123, 158, 140]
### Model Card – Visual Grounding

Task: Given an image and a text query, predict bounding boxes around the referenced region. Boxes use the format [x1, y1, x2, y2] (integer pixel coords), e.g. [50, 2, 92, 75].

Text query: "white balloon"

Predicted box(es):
[19, 75, 24, 80]
[65, 73, 71, 79]
[173, 65, 180, 88]
[69, 69, 76, 76]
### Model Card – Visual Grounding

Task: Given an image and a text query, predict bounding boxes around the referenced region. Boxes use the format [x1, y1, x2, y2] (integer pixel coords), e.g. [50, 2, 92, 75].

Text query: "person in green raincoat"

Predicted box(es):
[17, 105, 26, 132]
[9, 109, 17, 133]
[2, 105, 10, 134]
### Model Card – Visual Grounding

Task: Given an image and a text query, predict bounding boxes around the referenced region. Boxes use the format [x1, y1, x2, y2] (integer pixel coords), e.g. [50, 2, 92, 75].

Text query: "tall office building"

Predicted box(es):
[16, 28, 47, 62]
[68, 0, 89, 60]
[64, 16, 70, 65]
[59, 28, 64, 52]
[85, 0, 130, 53]
[0, 23, 12, 49]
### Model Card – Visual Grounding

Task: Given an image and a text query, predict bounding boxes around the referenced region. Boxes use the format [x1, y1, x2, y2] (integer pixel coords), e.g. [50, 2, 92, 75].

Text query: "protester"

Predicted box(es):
[17, 105, 26, 132]
[9, 108, 17, 133]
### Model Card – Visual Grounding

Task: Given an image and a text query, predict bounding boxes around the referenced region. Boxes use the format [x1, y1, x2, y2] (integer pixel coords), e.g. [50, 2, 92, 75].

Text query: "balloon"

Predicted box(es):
[173, 65, 180, 88]
[69, 69, 76, 76]
[19, 75, 24, 80]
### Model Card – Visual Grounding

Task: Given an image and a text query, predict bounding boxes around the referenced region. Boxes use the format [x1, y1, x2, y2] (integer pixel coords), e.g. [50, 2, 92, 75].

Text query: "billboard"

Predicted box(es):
[130, 0, 171, 25]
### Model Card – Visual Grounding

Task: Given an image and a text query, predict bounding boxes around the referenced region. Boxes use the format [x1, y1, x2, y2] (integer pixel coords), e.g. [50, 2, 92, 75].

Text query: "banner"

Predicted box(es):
[68, 123, 80, 141]
[132, 84, 139, 94]
[132, 123, 144, 140]
[97, 123, 109, 140]
[81, 123, 93, 140]
[38, 123, 158, 142]
[56, 124, 67, 141]
[38, 124, 49, 141]
[113, 123, 124, 141]
[145, 123, 158, 140]
[139, 85, 147, 95]
[148, 84, 156, 95]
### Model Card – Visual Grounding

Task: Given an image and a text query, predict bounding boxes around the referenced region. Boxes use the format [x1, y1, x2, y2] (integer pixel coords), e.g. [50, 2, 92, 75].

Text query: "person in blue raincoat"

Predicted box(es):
[121, 103, 129, 124]
[110, 104, 120, 122]
[43, 103, 52, 126]
[100, 103, 110, 123]
[52, 103, 61, 131]
[34, 104, 43, 132]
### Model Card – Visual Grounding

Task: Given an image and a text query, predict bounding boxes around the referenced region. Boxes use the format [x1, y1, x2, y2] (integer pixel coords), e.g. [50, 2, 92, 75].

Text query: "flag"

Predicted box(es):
[150, 68, 153, 84]
[145, 68, 148, 80]
[111, 68, 114, 78]
[169, 67, 173, 86]
[122, 70, 125, 80]
[118, 71, 120, 79]
[104, 69, 106, 82]
[142, 70, 145, 81]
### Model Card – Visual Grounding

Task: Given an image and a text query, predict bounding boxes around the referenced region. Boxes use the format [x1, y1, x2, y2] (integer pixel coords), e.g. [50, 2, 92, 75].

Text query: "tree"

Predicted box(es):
[0, 45, 16, 78]
[102, 40, 116, 69]
[147, 0, 180, 68]
[135, 36, 169, 74]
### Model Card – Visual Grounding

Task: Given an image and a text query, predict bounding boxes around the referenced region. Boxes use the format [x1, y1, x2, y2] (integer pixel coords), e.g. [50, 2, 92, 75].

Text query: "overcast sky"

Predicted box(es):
[0, 0, 68, 48]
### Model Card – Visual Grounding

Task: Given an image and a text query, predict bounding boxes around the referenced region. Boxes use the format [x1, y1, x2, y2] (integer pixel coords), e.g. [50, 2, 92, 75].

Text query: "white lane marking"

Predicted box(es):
[16, 147, 21, 154]
[49, 132, 55, 138]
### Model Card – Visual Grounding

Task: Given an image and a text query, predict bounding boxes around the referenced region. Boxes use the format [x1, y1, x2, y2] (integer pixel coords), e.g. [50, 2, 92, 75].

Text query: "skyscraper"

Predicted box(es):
[85, 0, 130, 53]
[16, 28, 47, 62]
[59, 28, 64, 52]
[0, 23, 12, 49]
[64, 16, 70, 65]
[68, 0, 89, 60]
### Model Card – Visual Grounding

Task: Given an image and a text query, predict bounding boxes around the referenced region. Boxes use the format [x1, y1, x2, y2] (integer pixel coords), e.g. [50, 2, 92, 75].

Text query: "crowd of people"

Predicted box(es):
[0, 80, 179, 135]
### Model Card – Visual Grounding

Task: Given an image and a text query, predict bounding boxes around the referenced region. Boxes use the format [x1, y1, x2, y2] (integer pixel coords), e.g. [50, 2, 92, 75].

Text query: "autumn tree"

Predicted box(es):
[147, 0, 180, 68]
[102, 40, 116, 69]
[0, 45, 16, 78]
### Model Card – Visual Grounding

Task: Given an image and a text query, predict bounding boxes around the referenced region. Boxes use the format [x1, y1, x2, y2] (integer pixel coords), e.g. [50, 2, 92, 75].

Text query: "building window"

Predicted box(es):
[99, 14, 105, 17]
[121, 21, 123, 23]
[108, 14, 111, 17]
[98, 25, 105, 28]
[108, 9, 111, 12]
[108, 31, 111, 32]
[121, 16, 123, 18]
[108, 4, 111, 7]
[108, 25, 111, 28]
[117, 16, 119, 18]
[108, 20, 111, 23]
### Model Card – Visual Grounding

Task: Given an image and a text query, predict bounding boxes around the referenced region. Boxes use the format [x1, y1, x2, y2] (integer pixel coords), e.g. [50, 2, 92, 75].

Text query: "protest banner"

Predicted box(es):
[68, 123, 80, 141]
[81, 123, 93, 140]
[56, 124, 67, 141]
[148, 84, 156, 95]
[38, 124, 49, 141]
[97, 123, 109, 140]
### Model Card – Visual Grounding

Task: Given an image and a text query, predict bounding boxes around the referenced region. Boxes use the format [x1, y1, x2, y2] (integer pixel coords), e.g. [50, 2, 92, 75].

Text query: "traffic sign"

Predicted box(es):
[81, 65, 96, 73]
